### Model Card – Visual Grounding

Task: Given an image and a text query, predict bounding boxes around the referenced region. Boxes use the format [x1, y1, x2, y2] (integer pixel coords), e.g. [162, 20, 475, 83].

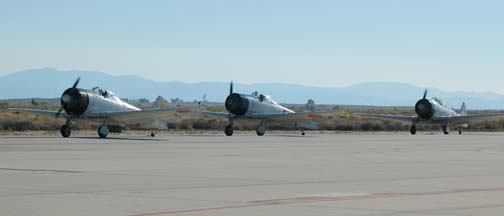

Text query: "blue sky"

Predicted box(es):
[1, 0, 503, 92]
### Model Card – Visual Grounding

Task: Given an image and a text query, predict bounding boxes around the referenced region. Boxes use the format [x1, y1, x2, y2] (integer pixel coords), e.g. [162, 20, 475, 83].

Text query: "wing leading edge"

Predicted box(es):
[8, 108, 67, 118]
[202, 111, 233, 118]
[355, 113, 417, 121]
[431, 113, 504, 123]
[203, 111, 332, 121]
[9, 107, 203, 125]
[357, 113, 504, 123]
[89, 107, 203, 124]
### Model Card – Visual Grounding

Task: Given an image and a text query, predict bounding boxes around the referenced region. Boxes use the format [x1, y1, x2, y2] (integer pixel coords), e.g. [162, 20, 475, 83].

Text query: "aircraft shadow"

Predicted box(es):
[73, 137, 169, 141]
[1, 136, 169, 141]
[268, 134, 316, 138]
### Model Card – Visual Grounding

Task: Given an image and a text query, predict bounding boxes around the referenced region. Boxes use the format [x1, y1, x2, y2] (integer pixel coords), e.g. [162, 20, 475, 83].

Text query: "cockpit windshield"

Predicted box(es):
[432, 97, 444, 105]
[92, 87, 115, 98]
[259, 94, 278, 105]
[250, 91, 278, 105]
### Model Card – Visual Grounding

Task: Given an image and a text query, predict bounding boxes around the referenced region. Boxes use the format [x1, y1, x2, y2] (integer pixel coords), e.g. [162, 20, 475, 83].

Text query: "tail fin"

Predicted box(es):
[304, 99, 315, 112]
[460, 102, 467, 115]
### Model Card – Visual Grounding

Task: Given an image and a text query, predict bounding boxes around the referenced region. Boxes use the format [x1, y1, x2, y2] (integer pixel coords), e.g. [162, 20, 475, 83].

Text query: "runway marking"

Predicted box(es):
[0, 167, 83, 173]
[129, 187, 504, 216]
[297, 193, 371, 198]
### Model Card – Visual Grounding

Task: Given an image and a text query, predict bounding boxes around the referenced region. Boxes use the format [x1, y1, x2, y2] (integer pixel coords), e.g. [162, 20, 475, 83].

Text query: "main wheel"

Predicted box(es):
[98, 125, 109, 138]
[60, 125, 71, 138]
[301, 131, 306, 136]
[443, 125, 450, 135]
[458, 129, 462, 135]
[225, 125, 234, 136]
[410, 125, 417, 135]
[256, 126, 266, 136]
[151, 132, 155, 137]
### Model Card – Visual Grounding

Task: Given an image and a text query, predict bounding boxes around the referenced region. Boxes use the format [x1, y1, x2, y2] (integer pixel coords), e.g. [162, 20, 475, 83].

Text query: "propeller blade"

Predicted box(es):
[230, 81, 233, 94]
[71, 77, 80, 89]
[55, 106, 64, 118]
[422, 89, 428, 99]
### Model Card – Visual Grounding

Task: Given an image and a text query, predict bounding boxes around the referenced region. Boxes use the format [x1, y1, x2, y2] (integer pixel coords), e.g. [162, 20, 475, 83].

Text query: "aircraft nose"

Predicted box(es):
[415, 98, 434, 119]
[225, 93, 249, 116]
[61, 93, 72, 103]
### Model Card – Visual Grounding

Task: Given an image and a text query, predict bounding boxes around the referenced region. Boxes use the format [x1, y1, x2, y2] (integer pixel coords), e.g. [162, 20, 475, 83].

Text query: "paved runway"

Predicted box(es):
[2, 132, 504, 216]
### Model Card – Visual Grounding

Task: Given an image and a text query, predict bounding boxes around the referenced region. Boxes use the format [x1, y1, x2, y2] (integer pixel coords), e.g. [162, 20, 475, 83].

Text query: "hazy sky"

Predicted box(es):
[1, 0, 503, 92]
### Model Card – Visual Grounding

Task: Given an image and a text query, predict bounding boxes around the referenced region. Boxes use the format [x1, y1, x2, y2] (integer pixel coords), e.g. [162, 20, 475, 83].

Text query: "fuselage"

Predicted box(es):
[225, 93, 294, 117]
[61, 87, 140, 117]
[415, 97, 460, 120]
[86, 90, 140, 113]
[430, 98, 458, 117]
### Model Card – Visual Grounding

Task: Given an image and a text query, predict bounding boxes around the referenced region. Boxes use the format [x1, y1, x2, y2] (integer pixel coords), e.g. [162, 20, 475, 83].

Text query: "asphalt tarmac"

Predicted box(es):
[2, 132, 504, 216]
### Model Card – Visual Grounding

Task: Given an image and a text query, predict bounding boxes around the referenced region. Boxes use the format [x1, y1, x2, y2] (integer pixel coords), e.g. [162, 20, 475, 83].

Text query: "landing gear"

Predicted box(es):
[256, 120, 266, 136]
[98, 124, 109, 138]
[151, 132, 156, 137]
[301, 131, 306, 136]
[225, 115, 234, 136]
[256, 126, 266, 136]
[225, 124, 234, 136]
[410, 124, 417, 135]
[442, 125, 450, 135]
[459, 129, 462, 135]
[60, 124, 71, 138]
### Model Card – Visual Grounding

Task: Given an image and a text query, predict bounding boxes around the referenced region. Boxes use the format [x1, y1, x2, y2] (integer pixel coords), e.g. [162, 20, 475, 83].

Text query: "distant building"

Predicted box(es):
[137, 98, 150, 104]
[152, 96, 169, 108]
[170, 97, 184, 104]
[198, 93, 209, 107]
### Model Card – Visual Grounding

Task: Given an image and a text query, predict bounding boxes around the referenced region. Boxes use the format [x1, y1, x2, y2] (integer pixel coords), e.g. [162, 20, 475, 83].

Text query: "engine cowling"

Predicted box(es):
[415, 98, 434, 119]
[61, 88, 89, 116]
[225, 93, 249, 116]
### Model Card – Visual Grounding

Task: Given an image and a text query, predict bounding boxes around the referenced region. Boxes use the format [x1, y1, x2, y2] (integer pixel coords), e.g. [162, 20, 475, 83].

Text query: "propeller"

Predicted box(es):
[422, 89, 428, 99]
[230, 81, 233, 95]
[55, 77, 80, 118]
[71, 77, 80, 89]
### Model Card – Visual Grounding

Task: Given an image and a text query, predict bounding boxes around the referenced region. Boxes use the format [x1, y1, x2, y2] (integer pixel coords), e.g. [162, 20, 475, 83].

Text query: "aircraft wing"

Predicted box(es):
[202, 111, 233, 118]
[432, 113, 504, 122]
[87, 107, 203, 124]
[202, 111, 332, 121]
[356, 113, 417, 121]
[8, 108, 67, 118]
[246, 112, 329, 121]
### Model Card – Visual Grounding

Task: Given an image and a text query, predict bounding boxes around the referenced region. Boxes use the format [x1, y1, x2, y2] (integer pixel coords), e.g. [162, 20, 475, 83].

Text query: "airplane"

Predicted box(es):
[356, 90, 504, 135]
[9, 78, 201, 138]
[203, 82, 330, 136]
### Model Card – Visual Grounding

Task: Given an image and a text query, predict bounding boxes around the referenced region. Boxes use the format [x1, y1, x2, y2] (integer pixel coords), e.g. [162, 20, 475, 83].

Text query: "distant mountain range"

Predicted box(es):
[2, 68, 504, 109]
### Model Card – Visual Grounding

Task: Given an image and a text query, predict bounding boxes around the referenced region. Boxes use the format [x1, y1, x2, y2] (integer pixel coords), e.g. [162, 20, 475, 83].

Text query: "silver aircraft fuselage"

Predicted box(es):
[414, 97, 461, 124]
[226, 93, 295, 118]
[59, 86, 141, 118]
[78, 88, 140, 115]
